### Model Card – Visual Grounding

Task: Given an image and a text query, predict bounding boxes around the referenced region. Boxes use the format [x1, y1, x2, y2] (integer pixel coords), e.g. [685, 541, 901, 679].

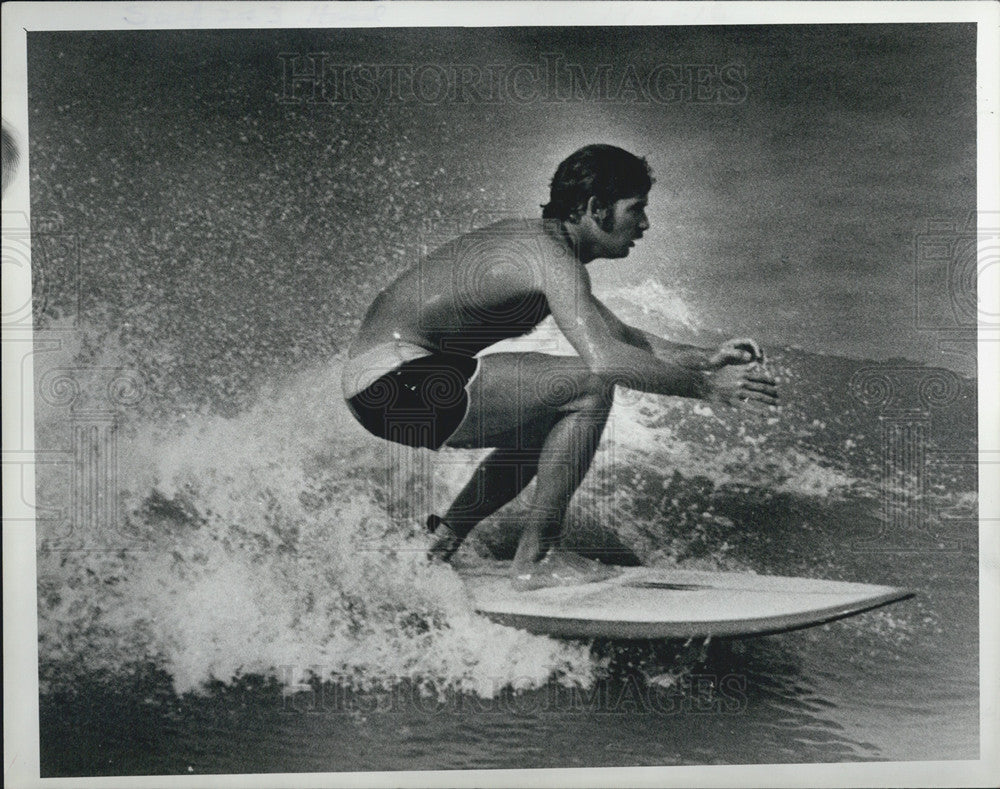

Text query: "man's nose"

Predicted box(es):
[639, 214, 650, 231]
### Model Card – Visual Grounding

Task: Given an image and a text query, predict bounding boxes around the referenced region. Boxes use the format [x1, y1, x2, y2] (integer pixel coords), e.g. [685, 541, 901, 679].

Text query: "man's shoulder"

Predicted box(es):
[465, 217, 544, 239]
[461, 218, 574, 264]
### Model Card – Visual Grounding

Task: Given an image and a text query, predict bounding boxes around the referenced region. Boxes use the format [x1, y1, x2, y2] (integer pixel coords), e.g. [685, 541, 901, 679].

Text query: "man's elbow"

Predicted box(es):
[629, 330, 653, 353]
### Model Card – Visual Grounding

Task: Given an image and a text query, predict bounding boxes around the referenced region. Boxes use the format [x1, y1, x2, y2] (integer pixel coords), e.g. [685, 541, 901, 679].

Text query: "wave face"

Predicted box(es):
[33, 274, 976, 698]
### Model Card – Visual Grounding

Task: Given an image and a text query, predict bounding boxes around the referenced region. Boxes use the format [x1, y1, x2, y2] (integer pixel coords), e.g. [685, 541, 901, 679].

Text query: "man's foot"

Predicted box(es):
[511, 549, 621, 591]
[426, 515, 462, 563]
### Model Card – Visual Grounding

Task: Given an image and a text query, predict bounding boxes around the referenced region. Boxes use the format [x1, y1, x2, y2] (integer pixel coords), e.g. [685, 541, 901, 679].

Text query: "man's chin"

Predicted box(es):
[599, 241, 634, 260]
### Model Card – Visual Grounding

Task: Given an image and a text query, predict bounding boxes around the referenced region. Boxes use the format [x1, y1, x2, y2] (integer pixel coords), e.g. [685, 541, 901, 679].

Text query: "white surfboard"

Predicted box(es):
[461, 563, 914, 639]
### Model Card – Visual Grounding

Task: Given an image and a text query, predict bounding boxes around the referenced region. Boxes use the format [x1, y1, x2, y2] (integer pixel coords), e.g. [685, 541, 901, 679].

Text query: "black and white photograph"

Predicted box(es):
[2, 2, 997, 786]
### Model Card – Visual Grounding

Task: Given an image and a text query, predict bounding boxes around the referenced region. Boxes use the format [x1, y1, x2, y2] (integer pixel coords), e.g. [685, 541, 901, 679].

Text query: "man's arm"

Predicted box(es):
[590, 296, 712, 365]
[541, 254, 776, 405]
[591, 296, 765, 368]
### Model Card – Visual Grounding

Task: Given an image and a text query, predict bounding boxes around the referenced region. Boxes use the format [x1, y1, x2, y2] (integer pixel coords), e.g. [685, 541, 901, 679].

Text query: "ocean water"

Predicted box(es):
[26, 28, 978, 776]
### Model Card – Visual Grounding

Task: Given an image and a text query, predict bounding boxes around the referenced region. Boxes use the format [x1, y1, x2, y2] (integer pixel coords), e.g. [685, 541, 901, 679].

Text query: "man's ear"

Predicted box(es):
[586, 195, 611, 220]
[585, 196, 613, 232]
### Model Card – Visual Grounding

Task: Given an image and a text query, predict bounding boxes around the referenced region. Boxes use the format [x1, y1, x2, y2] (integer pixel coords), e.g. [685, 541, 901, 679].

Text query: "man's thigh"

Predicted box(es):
[444, 352, 602, 450]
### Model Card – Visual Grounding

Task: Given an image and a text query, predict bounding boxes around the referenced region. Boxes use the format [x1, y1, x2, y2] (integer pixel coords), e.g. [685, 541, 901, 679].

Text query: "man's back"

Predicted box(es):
[349, 219, 565, 359]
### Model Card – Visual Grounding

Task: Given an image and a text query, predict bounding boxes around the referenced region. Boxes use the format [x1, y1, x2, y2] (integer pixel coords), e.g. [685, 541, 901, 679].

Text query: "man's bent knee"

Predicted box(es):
[562, 371, 615, 413]
[526, 357, 616, 414]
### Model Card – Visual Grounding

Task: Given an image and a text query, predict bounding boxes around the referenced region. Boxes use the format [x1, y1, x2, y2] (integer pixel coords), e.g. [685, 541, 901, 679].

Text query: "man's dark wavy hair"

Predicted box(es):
[542, 144, 654, 222]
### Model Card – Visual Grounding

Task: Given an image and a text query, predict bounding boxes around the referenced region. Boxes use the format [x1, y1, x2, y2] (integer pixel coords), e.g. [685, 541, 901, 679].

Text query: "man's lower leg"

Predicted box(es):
[513, 402, 609, 570]
[428, 448, 539, 561]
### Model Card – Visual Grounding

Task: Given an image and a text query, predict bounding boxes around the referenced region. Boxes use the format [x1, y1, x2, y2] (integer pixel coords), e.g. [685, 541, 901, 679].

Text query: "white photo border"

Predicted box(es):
[3, 2, 997, 787]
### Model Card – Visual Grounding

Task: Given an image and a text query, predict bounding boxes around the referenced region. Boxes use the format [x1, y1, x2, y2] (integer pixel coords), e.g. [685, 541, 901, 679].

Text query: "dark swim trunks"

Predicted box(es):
[345, 351, 480, 450]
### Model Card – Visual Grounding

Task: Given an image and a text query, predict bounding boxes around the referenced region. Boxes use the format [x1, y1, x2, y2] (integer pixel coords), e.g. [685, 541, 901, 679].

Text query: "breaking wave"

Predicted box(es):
[33, 280, 974, 698]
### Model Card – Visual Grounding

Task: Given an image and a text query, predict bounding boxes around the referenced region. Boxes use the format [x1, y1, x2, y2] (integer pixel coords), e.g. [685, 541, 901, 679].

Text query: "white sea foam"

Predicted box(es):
[34, 330, 593, 695]
[604, 278, 704, 332]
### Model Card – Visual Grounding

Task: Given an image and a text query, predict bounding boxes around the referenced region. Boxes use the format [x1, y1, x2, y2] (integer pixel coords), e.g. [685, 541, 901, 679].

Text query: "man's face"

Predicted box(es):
[596, 194, 650, 259]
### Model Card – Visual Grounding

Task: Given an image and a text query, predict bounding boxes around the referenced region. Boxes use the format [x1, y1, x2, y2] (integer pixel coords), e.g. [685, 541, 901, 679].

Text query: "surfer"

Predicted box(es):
[343, 144, 778, 589]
